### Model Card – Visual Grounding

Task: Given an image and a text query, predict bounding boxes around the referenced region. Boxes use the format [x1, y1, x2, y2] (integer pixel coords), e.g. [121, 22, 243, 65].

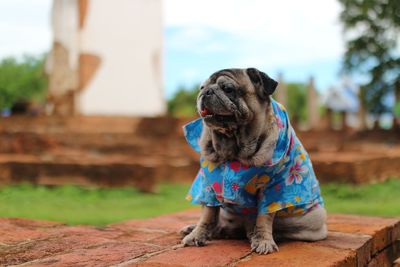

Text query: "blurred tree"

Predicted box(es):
[273, 82, 308, 125]
[168, 82, 308, 123]
[286, 83, 308, 124]
[167, 84, 199, 117]
[338, 0, 400, 127]
[0, 54, 48, 110]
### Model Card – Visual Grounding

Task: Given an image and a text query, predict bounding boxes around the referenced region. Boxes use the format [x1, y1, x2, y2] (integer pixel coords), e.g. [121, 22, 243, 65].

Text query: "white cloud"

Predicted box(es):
[0, 0, 52, 58]
[165, 0, 344, 68]
[180, 68, 201, 81]
[167, 27, 228, 53]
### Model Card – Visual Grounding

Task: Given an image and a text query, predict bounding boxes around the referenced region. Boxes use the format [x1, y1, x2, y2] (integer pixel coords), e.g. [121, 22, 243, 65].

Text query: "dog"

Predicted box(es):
[181, 68, 327, 254]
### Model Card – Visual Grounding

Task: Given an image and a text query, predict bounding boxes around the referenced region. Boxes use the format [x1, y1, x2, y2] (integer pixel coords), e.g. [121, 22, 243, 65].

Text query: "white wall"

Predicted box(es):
[46, 0, 79, 96]
[78, 0, 166, 116]
[51, 0, 79, 71]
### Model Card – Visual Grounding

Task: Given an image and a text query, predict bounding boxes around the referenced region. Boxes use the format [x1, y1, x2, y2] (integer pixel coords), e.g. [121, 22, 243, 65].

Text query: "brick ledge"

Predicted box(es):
[0, 210, 399, 266]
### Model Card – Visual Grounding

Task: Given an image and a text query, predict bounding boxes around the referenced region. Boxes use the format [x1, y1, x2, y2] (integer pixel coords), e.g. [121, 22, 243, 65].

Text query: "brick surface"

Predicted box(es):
[0, 227, 118, 266]
[318, 232, 372, 267]
[0, 218, 62, 244]
[0, 211, 399, 267]
[25, 242, 162, 267]
[327, 214, 400, 254]
[237, 241, 357, 267]
[147, 233, 182, 247]
[367, 240, 400, 267]
[111, 229, 169, 243]
[140, 240, 250, 267]
[110, 209, 199, 232]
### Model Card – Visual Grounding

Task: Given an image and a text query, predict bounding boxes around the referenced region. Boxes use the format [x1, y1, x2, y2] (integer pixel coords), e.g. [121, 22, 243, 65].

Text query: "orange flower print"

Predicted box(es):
[201, 159, 217, 172]
[267, 202, 282, 213]
[244, 174, 270, 194]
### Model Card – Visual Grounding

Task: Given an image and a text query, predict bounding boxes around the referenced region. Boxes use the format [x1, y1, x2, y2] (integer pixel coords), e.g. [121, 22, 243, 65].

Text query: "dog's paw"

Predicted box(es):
[250, 237, 279, 254]
[182, 230, 208, 247]
[179, 224, 196, 237]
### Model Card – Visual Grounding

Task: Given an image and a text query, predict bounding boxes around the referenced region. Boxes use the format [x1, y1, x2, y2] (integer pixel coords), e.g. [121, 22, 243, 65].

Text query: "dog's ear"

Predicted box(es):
[246, 68, 278, 101]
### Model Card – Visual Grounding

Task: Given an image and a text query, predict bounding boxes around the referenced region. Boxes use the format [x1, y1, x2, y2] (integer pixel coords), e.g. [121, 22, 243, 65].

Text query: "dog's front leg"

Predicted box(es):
[182, 206, 218, 246]
[250, 213, 279, 254]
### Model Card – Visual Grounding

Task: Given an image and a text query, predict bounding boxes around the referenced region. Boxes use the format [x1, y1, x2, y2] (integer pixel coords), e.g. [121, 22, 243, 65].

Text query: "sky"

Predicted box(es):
[0, 0, 345, 98]
[164, 0, 345, 97]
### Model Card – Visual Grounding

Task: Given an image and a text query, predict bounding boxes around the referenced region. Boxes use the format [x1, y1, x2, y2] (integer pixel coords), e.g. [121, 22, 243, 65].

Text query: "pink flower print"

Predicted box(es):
[241, 164, 249, 170]
[212, 182, 222, 194]
[265, 159, 273, 165]
[276, 115, 284, 129]
[242, 207, 257, 215]
[213, 181, 223, 202]
[229, 161, 241, 172]
[231, 183, 240, 191]
[275, 155, 290, 174]
[285, 159, 308, 185]
[289, 135, 295, 151]
[274, 183, 281, 192]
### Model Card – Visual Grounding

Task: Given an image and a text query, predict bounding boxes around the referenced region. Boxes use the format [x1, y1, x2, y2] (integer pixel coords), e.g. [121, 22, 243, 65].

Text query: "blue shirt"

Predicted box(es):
[183, 100, 323, 217]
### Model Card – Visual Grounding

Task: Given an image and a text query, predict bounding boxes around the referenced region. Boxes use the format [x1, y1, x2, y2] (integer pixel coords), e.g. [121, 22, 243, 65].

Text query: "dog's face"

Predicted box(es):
[197, 68, 278, 131]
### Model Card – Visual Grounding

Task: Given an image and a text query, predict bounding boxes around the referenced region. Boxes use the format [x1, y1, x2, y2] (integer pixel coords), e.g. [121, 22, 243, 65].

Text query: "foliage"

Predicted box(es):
[167, 84, 199, 117]
[0, 54, 48, 110]
[284, 83, 308, 123]
[1, 179, 400, 225]
[168, 82, 308, 121]
[338, 0, 400, 115]
[395, 101, 400, 117]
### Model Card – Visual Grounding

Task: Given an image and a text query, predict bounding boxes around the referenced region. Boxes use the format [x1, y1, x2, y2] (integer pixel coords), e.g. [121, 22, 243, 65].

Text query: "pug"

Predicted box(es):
[181, 68, 327, 254]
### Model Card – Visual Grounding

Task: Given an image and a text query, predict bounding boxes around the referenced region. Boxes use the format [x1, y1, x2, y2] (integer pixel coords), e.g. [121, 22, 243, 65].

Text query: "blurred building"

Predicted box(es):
[322, 78, 360, 128]
[323, 83, 359, 113]
[45, 0, 165, 116]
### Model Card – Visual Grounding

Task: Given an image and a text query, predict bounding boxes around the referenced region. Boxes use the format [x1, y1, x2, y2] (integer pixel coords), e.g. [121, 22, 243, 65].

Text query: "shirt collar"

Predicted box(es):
[182, 99, 291, 166]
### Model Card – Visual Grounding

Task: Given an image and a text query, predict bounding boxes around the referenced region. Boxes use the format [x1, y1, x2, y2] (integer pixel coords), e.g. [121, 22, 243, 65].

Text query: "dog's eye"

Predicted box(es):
[223, 85, 234, 93]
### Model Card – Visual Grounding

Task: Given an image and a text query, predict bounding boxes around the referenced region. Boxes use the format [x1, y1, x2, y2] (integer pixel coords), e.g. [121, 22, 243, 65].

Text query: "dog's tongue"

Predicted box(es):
[200, 108, 212, 117]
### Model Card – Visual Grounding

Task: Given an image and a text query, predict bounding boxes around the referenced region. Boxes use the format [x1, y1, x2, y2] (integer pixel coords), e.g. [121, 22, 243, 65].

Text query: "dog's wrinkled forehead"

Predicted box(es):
[202, 69, 255, 93]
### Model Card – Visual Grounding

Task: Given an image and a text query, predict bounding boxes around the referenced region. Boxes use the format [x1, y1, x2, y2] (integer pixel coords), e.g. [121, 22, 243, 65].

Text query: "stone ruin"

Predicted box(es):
[1, 73, 400, 191]
[45, 0, 165, 117]
[1, 112, 400, 192]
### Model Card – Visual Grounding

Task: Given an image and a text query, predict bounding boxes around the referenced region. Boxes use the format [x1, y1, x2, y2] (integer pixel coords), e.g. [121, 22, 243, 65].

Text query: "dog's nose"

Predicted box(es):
[205, 89, 213, 96]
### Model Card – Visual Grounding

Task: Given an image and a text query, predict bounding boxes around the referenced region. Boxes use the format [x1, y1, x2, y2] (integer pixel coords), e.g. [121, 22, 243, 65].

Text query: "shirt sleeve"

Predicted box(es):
[182, 118, 203, 153]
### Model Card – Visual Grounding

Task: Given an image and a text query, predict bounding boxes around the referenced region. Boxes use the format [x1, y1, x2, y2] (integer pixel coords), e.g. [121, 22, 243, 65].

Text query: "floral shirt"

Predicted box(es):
[183, 99, 323, 217]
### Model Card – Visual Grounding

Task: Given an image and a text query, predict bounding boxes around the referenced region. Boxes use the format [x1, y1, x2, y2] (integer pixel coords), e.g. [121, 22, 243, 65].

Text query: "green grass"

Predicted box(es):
[0, 183, 192, 226]
[322, 178, 400, 217]
[0, 179, 399, 226]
